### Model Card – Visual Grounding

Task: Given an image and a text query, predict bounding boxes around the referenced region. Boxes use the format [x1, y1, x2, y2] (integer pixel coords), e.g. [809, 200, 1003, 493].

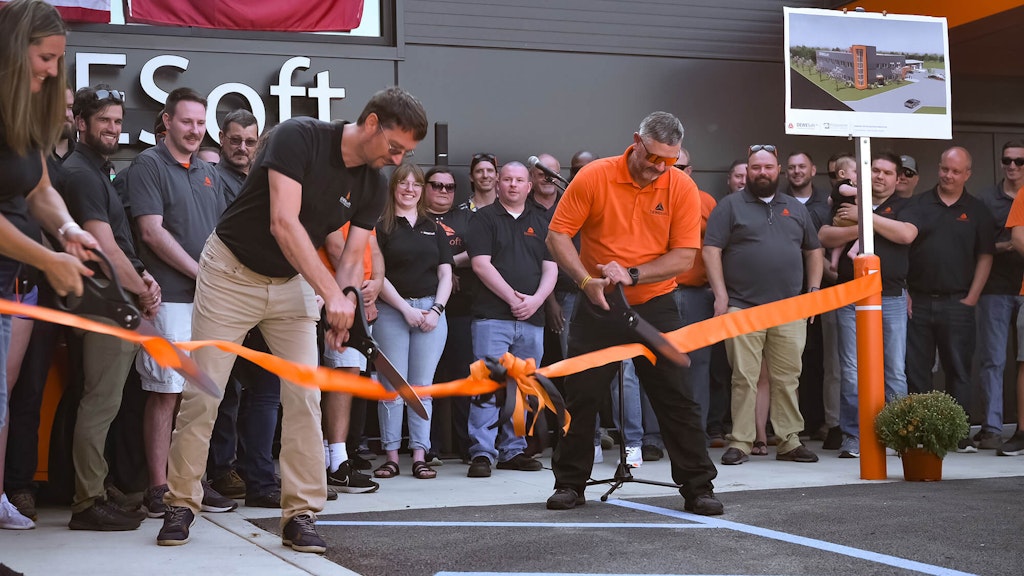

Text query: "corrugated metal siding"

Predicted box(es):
[405, 0, 824, 61]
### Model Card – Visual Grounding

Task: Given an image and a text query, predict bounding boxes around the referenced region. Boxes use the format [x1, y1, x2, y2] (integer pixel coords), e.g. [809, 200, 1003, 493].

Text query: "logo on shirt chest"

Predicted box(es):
[957, 212, 969, 222]
[524, 226, 537, 237]
[339, 192, 352, 208]
[649, 202, 667, 216]
[203, 176, 213, 187]
[782, 208, 791, 216]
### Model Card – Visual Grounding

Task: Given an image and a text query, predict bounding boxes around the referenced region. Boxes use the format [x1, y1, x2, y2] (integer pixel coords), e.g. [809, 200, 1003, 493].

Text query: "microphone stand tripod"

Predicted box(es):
[586, 361, 682, 501]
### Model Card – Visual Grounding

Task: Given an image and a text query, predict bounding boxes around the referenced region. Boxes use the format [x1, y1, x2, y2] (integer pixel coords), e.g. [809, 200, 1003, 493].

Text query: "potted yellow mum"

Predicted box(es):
[874, 391, 969, 481]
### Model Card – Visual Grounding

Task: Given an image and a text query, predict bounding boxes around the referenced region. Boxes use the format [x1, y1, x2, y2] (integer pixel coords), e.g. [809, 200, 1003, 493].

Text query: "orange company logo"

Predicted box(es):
[439, 222, 456, 237]
[203, 176, 212, 187]
[957, 213, 969, 222]
[782, 208, 791, 216]
[882, 206, 892, 214]
[524, 226, 537, 237]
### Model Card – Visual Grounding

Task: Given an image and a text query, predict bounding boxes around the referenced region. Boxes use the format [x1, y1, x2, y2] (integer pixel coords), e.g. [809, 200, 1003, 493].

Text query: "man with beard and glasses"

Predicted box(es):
[704, 144, 823, 466]
[215, 109, 258, 202]
[124, 87, 235, 519]
[60, 85, 162, 531]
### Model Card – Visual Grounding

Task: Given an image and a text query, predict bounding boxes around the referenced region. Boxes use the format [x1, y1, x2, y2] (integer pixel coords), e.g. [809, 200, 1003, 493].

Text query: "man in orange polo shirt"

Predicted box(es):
[545, 112, 721, 515]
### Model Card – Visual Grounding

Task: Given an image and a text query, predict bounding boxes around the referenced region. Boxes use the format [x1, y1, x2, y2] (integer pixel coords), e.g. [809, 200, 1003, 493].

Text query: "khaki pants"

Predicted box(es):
[166, 234, 325, 527]
[72, 331, 140, 512]
[725, 307, 806, 454]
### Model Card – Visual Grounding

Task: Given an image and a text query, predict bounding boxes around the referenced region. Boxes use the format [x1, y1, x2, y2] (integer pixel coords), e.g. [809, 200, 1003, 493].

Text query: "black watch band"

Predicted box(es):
[628, 267, 641, 285]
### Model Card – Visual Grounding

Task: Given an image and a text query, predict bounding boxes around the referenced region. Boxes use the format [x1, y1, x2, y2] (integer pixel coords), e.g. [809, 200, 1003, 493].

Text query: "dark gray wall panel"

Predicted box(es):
[405, 0, 822, 60]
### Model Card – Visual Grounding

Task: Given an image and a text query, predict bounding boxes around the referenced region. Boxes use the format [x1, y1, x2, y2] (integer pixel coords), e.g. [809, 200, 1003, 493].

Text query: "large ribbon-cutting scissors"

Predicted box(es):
[591, 284, 691, 367]
[56, 248, 220, 396]
[341, 286, 428, 419]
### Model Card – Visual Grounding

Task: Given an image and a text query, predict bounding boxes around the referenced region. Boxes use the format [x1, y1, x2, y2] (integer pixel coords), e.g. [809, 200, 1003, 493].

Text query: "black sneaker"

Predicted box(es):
[997, 430, 1024, 456]
[201, 481, 238, 513]
[467, 456, 492, 477]
[156, 506, 195, 546]
[328, 461, 380, 493]
[956, 438, 978, 453]
[822, 426, 843, 450]
[142, 484, 169, 518]
[546, 488, 585, 510]
[245, 489, 281, 509]
[495, 453, 543, 471]
[641, 445, 664, 461]
[282, 514, 326, 553]
[974, 430, 1002, 450]
[69, 499, 142, 531]
[684, 492, 724, 516]
[777, 444, 819, 462]
[721, 447, 749, 465]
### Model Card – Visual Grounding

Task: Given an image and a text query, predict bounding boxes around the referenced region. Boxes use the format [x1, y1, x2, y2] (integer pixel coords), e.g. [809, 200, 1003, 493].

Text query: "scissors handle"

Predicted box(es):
[57, 248, 141, 330]
[341, 286, 376, 360]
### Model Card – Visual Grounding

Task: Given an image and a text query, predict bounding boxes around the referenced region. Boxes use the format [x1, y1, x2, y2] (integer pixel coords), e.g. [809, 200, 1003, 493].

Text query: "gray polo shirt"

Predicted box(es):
[216, 161, 247, 204]
[126, 141, 227, 302]
[704, 189, 821, 309]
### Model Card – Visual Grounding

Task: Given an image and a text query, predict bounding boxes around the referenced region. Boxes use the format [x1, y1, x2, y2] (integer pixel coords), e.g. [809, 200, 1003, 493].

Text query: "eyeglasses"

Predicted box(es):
[226, 136, 258, 148]
[376, 122, 414, 158]
[1002, 157, 1024, 167]
[901, 168, 918, 178]
[397, 180, 423, 190]
[748, 144, 778, 156]
[635, 138, 677, 167]
[427, 181, 456, 193]
[95, 89, 125, 103]
[674, 164, 690, 171]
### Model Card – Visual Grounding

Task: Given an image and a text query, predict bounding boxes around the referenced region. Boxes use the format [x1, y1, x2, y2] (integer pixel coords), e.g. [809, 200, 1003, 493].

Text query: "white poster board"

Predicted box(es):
[784, 7, 951, 140]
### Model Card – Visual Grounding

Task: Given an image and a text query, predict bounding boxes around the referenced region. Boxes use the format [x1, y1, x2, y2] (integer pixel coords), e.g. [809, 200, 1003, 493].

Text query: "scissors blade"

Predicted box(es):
[373, 350, 428, 419]
[607, 284, 689, 367]
[137, 319, 221, 397]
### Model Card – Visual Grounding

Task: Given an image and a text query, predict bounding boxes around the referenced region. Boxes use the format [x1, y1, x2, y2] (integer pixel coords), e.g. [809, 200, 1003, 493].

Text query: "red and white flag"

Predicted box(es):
[126, 0, 364, 32]
[0, 0, 111, 23]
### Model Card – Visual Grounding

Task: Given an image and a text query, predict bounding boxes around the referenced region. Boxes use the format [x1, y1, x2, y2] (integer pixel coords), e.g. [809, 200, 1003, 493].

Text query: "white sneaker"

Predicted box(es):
[0, 493, 34, 530]
[594, 444, 604, 464]
[625, 446, 643, 468]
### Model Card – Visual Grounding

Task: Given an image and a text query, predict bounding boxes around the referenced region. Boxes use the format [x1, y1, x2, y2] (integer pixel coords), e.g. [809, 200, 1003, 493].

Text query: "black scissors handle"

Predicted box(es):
[56, 248, 141, 330]
[341, 286, 376, 360]
[587, 284, 690, 367]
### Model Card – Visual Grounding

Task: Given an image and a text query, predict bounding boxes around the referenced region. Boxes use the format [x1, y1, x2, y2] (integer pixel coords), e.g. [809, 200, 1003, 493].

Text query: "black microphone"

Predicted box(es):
[527, 155, 569, 185]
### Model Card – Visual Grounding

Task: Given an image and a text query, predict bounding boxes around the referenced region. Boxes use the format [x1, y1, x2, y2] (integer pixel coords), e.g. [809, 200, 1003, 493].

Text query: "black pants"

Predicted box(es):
[906, 293, 975, 412]
[551, 292, 717, 499]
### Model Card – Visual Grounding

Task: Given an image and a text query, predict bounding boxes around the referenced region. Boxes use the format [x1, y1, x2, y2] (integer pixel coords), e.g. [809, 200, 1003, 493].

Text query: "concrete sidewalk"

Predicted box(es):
[2, 434, 1022, 575]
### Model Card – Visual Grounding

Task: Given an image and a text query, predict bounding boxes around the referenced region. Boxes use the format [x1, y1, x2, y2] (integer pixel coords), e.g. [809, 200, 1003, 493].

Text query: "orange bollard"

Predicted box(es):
[854, 254, 886, 479]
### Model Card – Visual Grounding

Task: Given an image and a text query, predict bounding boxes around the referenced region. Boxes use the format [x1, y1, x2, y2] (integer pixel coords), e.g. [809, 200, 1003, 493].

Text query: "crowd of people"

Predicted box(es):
[3, 0, 1024, 558]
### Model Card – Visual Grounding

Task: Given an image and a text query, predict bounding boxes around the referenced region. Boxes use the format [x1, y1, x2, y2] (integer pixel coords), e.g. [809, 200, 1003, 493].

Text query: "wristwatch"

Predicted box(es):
[627, 267, 641, 286]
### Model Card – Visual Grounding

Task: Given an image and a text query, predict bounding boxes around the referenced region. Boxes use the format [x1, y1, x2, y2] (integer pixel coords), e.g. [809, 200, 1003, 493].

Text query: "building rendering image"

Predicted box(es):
[815, 45, 907, 88]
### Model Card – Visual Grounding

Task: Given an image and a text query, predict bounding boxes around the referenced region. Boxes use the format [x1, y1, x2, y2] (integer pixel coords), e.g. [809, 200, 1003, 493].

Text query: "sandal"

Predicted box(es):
[411, 460, 437, 479]
[373, 461, 400, 478]
[752, 441, 768, 456]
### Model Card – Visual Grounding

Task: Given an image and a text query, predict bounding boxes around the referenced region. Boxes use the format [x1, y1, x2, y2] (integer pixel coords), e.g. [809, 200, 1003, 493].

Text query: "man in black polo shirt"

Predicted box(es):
[704, 145, 823, 466]
[214, 108, 258, 202]
[158, 87, 428, 553]
[464, 162, 558, 478]
[905, 146, 995, 452]
[819, 151, 919, 458]
[60, 86, 161, 531]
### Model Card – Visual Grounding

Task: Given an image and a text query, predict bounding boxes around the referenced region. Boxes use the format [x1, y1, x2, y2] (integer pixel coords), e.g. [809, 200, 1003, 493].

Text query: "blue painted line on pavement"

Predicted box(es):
[608, 499, 978, 576]
[316, 520, 710, 529]
[435, 573, 782, 576]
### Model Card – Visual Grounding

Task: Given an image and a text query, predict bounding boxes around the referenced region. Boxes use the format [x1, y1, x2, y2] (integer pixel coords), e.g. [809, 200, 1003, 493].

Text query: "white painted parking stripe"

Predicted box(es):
[435, 573, 783, 576]
[609, 499, 978, 576]
[316, 520, 710, 529]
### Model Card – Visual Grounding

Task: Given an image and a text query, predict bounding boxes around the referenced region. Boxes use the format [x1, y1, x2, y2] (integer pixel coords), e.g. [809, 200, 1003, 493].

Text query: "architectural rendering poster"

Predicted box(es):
[784, 7, 952, 140]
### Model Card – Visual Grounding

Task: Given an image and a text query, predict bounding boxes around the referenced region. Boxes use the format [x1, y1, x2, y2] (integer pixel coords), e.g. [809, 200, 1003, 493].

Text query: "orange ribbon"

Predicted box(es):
[0, 274, 880, 411]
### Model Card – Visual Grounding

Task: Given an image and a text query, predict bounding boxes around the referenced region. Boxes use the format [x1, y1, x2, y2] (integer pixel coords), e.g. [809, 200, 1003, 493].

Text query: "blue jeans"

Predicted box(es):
[0, 312, 10, 429]
[906, 293, 975, 415]
[975, 294, 1022, 433]
[468, 318, 543, 463]
[375, 297, 447, 452]
[837, 295, 909, 438]
[233, 330, 281, 498]
[674, 286, 713, 432]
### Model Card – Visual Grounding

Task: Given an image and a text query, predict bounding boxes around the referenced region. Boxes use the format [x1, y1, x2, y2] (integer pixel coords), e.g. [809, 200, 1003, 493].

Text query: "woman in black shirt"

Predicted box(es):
[0, 0, 98, 530]
[372, 163, 453, 480]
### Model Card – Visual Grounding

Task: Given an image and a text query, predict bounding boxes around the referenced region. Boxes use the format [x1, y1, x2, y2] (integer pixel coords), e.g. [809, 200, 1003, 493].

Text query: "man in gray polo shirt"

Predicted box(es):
[704, 144, 823, 466]
[125, 87, 232, 518]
